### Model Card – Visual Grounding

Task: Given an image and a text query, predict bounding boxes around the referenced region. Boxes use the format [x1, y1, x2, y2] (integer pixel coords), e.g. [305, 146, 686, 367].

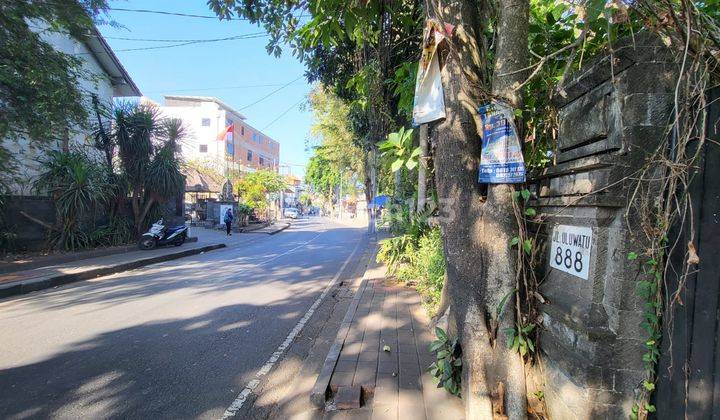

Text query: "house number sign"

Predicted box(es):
[549, 225, 593, 280]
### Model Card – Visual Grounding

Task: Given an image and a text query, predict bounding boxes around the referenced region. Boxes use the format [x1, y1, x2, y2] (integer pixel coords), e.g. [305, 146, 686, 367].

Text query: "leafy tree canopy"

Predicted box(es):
[305, 149, 340, 202]
[307, 86, 364, 176]
[0, 0, 110, 189]
[236, 169, 287, 211]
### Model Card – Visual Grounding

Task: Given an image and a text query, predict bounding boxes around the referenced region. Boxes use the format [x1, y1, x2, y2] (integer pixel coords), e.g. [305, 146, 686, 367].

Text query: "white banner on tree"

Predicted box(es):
[412, 19, 454, 126]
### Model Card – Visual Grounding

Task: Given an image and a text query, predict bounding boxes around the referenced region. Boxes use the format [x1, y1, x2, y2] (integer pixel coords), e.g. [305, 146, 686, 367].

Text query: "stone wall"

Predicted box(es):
[1, 196, 56, 251]
[1, 194, 185, 251]
[528, 33, 679, 418]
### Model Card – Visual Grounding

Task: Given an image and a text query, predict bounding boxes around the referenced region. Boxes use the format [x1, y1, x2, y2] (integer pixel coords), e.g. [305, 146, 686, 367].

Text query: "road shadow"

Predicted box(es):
[0, 225, 368, 419]
[0, 294, 328, 419]
[0, 226, 366, 316]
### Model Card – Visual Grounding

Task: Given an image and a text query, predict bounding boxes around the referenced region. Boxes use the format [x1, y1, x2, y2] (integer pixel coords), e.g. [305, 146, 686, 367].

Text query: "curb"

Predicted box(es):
[309, 245, 379, 408]
[0, 237, 198, 275]
[268, 223, 291, 235]
[237, 223, 270, 233]
[242, 223, 291, 235]
[0, 243, 226, 299]
[310, 278, 369, 407]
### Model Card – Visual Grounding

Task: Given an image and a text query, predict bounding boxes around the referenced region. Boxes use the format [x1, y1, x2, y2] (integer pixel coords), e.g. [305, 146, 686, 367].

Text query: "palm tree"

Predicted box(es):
[112, 103, 185, 235]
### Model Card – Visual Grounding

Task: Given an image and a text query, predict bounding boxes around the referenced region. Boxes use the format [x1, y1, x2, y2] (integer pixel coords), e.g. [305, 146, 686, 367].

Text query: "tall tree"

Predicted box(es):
[427, 0, 528, 417]
[207, 0, 423, 229]
[307, 85, 364, 178]
[305, 149, 341, 204]
[236, 169, 286, 212]
[0, 0, 109, 189]
[112, 103, 185, 235]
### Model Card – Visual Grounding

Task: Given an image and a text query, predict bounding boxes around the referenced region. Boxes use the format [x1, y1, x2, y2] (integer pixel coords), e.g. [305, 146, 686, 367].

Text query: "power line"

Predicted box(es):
[104, 34, 264, 43]
[113, 33, 266, 52]
[69, 32, 267, 55]
[261, 97, 306, 131]
[31, 24, 268, 53]
[106, 7, 248, 21]
[144, 82, 290, 94]
[238, 76, 304, 110]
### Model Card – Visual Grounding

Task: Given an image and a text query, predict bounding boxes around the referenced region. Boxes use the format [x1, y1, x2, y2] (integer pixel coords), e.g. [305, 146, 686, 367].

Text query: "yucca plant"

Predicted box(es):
[89, 216, 133, 247]
[34, 150, 110, 250]
[112, 103, 185, 234]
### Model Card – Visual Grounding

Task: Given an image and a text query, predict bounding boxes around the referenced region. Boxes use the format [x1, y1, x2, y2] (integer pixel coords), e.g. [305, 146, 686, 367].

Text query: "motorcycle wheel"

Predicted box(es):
[174, 234, 186, 246]
[139, 236, 157, 250]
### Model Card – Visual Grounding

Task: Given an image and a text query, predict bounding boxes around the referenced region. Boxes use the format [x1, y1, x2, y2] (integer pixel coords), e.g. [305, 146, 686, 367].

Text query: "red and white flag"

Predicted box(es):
[217, 120, 234, 141]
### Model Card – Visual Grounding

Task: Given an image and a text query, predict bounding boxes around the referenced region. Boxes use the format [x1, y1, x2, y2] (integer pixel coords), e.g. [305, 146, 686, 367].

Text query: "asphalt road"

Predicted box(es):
[0, 218, 367, 419]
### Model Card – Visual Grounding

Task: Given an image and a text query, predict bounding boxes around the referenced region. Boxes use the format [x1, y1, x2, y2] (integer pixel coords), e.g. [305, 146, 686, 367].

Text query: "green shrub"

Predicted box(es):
[34, 150, 111, 251]
[397, 227, 446, 313]
[0, 195, 15, 253]
[89, 217, 134, 247]
[377, 226, 446, 315]
[377, 234, 416, 272]
[237, 203, 253, 215]
[0, 231, 17, 253]
[428, 327, 462, 396]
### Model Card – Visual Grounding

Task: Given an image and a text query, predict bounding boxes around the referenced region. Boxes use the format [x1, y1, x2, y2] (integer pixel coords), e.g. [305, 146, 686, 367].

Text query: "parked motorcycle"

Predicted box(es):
[138, 219, 188, 250]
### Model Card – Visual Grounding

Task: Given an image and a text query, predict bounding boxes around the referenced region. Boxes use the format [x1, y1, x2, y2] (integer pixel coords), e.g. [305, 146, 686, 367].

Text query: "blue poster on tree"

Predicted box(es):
[478, 101, 526, 184]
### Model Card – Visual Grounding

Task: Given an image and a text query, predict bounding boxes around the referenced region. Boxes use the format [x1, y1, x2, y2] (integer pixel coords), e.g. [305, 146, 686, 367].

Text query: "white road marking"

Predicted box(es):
[256, 232, 324, 265]
[220, 234, 364, 419]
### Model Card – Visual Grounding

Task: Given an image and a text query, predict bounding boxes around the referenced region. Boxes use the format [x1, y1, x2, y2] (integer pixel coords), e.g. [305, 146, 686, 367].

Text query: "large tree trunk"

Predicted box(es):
[487, 0, 530, 418]
[364, 147, 377, 233]
[428, 0, 528, 418]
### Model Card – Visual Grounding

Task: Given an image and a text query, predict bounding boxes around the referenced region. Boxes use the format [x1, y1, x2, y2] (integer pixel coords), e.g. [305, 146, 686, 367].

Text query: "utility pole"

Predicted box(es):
[338, 172, 343, 220]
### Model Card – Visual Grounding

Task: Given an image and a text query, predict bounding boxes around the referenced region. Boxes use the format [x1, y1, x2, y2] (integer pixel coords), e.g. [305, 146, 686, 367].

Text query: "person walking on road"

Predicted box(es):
[224, 208, 234, 236]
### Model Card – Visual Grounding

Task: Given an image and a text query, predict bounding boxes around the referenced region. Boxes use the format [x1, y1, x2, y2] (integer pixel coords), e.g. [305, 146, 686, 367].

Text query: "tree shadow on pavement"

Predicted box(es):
[0, 295, 328, 420]
[0, 227, 364, 316]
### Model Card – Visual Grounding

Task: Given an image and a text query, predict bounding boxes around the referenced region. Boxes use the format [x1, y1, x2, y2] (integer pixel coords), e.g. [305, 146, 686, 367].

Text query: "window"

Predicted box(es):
[247, 150, 253, 161]
[199, 144, 208, 153]
[241, 126, 245, 136]
[259, 156, 265, 165]
[201, 118, 211, 126]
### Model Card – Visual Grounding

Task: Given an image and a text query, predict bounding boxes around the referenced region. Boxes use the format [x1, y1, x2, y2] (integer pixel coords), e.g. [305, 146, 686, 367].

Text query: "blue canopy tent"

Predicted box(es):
[368, 194, 390, 209]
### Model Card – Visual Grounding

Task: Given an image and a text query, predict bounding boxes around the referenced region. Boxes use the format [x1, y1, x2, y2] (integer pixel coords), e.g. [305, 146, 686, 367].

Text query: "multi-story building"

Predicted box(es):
[158, 96, 280, 174]
[6, 23, 140, 194]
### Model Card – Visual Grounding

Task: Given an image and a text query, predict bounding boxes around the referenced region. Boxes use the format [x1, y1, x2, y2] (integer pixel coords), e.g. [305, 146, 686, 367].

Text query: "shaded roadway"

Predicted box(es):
[0, 218, 366, 419]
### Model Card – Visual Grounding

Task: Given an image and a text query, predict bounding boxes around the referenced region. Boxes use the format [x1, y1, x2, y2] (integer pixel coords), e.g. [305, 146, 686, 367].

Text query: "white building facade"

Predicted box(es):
[157, 96, 280, 175]
[6, 23, 140, 195]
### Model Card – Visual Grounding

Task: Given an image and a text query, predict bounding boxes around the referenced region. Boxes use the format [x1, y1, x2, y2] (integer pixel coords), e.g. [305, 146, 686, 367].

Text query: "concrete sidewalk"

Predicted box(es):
[311, 259, 465, 419]
[0, 241, 226, 299]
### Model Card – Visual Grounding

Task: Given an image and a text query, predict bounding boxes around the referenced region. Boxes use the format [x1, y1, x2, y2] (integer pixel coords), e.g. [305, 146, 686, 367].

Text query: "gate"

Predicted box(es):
[655, 87, 720, 418]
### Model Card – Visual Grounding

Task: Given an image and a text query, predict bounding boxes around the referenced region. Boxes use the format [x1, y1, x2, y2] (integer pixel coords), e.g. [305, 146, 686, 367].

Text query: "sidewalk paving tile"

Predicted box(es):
[323, 260, 464, 419]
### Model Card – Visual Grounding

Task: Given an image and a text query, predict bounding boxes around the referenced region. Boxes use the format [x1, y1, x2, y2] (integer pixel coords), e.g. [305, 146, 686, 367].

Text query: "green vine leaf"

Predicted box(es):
[435, 327, 448, 342]
[509, 236, 520, 247]
[521, 189, 531, 201]
[628, 251, 638, 260]
[496, 288, 517, 318]
[524, 208, 537, 217]
[523, 239, 533, 255]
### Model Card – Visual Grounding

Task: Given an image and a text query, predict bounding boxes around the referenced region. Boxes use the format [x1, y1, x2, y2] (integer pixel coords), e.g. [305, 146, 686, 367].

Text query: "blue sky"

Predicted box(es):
[98, 1, 312, 177]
